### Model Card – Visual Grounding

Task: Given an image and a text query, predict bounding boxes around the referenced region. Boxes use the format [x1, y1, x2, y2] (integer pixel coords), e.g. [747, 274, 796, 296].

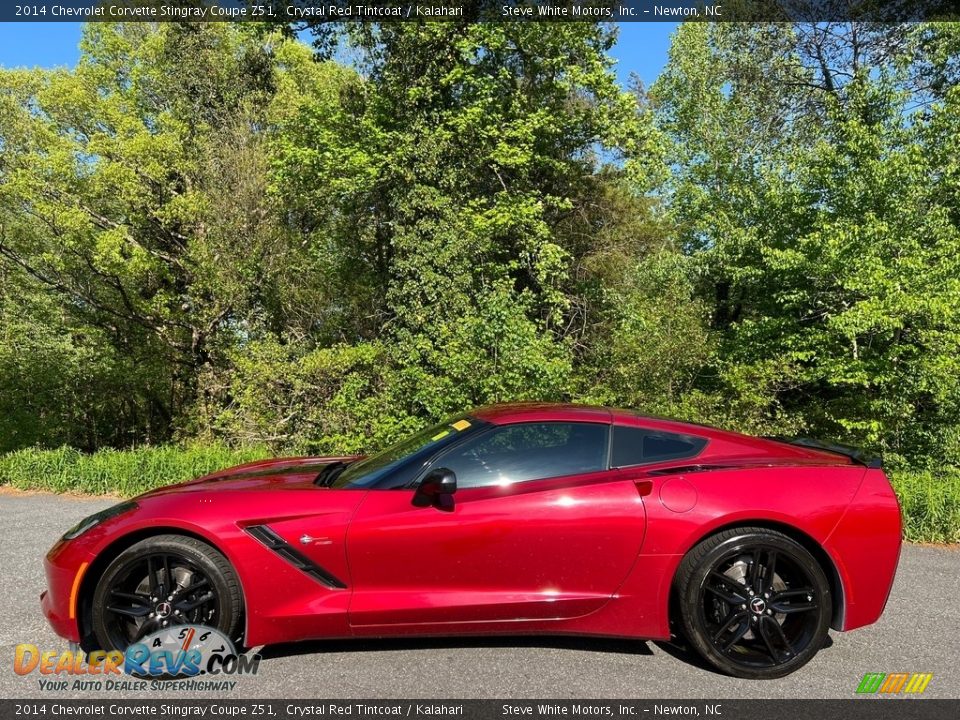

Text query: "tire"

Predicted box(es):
[90, 534, 242, 652]
[675, 526, 831, 679]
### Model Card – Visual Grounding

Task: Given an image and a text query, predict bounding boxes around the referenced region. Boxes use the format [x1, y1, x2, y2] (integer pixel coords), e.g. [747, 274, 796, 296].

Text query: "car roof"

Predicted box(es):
[469, 401, 714, 430]
[470, 402, 613, 425]
[467, 402, 855, 466]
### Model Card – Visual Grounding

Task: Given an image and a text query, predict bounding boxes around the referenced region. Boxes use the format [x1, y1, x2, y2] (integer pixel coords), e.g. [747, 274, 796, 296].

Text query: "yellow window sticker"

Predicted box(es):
[451, 419, 471, 431]
[431, 430, 451, 441]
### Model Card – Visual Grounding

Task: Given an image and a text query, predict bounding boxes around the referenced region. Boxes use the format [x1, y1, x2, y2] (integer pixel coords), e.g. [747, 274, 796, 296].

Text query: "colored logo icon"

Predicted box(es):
[856, 673, 933, 695]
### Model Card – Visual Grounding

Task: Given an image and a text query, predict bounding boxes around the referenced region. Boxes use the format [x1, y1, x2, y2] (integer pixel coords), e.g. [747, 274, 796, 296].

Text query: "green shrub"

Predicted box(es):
[889, 468, 960, 544]
[0, 444, 270, 497]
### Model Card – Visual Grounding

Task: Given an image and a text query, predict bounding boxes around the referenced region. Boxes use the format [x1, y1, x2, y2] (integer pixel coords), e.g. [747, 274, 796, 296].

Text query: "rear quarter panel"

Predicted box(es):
[823, 468, 902, 630]
[597, 464, 868, 639]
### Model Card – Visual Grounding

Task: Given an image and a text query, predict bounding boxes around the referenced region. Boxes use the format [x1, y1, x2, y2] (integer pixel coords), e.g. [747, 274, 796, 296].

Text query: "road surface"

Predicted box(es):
[1, 490, 956, 699]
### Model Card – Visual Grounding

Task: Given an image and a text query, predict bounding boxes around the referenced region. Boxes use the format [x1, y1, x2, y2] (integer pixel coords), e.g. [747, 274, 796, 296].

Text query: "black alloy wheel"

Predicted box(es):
[91, 535, 242, 652]
[676, 527, 832, 679]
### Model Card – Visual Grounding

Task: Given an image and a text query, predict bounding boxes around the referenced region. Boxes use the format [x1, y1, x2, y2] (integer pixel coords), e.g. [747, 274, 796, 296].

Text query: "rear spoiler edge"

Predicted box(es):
[764, 436, 883, 469]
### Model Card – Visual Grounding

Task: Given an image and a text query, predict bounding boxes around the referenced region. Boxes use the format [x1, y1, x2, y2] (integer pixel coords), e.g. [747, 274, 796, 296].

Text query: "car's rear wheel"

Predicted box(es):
[91, 534, 242, 652]
[676, 527, 831, 679]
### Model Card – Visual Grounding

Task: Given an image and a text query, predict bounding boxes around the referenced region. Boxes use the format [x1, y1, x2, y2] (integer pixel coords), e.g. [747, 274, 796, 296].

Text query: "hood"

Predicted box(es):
[137, 455, 362, 498]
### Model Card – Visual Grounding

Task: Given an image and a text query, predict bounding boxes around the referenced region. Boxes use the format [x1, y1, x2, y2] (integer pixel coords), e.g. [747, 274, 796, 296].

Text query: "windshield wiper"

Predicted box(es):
[314, 461, 350, 487]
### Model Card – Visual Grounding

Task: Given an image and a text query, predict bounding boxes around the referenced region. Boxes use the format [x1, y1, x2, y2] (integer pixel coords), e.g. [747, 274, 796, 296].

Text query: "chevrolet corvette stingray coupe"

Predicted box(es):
[42, 403, 902, 678]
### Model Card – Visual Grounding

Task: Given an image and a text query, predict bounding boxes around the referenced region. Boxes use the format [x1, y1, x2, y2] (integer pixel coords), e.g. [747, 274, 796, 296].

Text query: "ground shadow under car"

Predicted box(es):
[256, 634, 655, 661]
[255, 629, 835, 675]
[653, 632, 837, 677]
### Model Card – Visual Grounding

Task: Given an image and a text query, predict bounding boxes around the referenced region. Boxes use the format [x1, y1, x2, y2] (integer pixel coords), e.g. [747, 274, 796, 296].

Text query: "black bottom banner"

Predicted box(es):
[1, 700, 958, 720]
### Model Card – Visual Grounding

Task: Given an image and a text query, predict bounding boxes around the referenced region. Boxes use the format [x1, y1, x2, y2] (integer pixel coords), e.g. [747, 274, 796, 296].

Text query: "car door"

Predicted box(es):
[345, 421, 648, 630]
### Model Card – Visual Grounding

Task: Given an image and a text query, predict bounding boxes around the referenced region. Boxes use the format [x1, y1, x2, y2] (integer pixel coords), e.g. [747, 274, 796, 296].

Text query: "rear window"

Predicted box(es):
[611, 426, 707, 468]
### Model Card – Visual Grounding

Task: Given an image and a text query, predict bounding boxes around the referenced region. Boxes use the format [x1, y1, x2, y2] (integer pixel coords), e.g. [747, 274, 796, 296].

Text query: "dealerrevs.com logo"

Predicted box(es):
[856, 673, 934, 695]
[14, 625, 260, 692]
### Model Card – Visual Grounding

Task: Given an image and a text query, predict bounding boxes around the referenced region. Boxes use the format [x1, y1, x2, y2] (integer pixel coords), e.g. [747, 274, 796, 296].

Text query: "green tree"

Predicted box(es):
[0, 265, 170, 451]
[653, 23, 960, 462]
[269, 22, 656, 428]
[0, 23, 344, 445]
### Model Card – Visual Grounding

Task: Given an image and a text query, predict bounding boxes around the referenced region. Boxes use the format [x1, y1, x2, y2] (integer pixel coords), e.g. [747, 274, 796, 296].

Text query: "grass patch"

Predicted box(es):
[0, 444, 270, 497]
[889, 468, 960, 544]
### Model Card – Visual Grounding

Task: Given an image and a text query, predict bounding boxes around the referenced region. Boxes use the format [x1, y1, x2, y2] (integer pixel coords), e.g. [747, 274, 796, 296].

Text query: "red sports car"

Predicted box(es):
[42, 403, 902, 678]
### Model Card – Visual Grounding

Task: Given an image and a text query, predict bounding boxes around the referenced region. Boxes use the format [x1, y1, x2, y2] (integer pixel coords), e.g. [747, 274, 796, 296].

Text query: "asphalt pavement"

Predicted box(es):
[1, 490, 958, 699]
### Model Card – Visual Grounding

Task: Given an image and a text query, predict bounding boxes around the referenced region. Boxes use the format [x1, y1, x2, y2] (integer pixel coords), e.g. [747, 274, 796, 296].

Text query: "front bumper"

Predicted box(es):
[41, 540, 92, 643]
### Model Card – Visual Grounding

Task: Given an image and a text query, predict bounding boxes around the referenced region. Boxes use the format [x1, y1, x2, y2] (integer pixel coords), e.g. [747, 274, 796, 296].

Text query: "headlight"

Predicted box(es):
[61, 501, 138, 540]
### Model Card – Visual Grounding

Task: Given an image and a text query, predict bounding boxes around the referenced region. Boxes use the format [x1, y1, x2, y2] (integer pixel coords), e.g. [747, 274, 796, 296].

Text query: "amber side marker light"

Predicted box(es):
[68, 562, 89, 620]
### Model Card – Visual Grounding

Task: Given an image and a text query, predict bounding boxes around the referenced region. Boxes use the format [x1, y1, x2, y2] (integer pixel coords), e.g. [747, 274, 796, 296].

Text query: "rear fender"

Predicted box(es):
[823, 468, 902, 630]
[605, 465, 866, 639]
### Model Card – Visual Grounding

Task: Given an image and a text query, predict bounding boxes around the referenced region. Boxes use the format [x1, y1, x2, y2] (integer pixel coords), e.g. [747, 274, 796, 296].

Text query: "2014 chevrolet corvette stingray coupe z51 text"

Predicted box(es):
[41, 403, 902, 678]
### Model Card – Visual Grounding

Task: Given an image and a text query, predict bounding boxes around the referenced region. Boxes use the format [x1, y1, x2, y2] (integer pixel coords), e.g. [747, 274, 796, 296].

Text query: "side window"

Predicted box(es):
[611, 426, 707, 468]
[428, 422, 609, 489]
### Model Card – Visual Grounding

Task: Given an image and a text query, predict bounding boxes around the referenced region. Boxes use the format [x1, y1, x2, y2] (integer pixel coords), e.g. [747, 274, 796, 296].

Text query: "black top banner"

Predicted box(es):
[3, 0, 959, 23]
[2, 700, 960, 720]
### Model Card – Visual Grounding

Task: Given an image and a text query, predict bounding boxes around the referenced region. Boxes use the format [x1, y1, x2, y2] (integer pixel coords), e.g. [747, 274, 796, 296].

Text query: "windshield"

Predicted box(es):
[330, 416, 481, 489]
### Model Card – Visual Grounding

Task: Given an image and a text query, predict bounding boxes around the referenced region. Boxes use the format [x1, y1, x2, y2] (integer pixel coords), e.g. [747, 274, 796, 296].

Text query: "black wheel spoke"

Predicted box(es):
[763, 550, 778, 594]
[175, 591, 214, 614]
[771, 600, 817, 614]
[106, 603, 151, 619]
[162, 554, 172, 598]
[179, 578, 209, 595]
[146, 555, 159, 596]
[705, 572, 748, 604]
[721, 618, 751, 652]
[756, 616, 782, 662]
[712, 609, 748, 643]
[771, 587, 817, 614]
[748, 550, 761, 589]
[110, 590, 151, 606]
[759, 615, 794, 661]
[767, 616, 795, 656]
[773, 587, 815, 600]
[770, 603, 819, 615]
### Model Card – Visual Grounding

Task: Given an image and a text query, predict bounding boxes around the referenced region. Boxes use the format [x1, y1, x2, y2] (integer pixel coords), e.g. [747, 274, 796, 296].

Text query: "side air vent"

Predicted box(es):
[245, 525, 347, 589]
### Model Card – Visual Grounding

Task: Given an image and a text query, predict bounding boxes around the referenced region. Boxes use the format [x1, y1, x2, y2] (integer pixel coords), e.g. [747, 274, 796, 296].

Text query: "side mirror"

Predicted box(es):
[418, 468, 457, 498]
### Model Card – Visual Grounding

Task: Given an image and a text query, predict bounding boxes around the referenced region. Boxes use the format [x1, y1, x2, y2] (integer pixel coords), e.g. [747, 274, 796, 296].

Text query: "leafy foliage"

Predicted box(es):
[1, 19, 959, 543]
[651, 23, 960, 461]
[0, 24, 348, 447]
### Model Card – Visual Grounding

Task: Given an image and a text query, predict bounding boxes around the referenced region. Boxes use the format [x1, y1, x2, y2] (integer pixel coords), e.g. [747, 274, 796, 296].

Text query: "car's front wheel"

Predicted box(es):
[90, 534, 242, 652]
[676, 527, 832, 679]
